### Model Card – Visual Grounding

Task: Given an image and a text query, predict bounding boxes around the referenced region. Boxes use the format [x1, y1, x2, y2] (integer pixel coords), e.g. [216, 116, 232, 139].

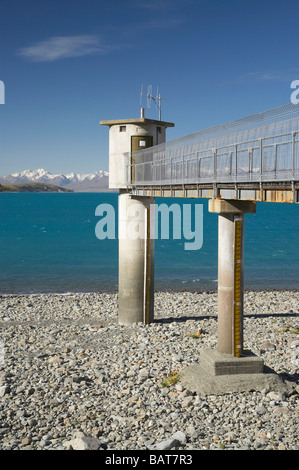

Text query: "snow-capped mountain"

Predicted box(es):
[0, 169, 110, 192]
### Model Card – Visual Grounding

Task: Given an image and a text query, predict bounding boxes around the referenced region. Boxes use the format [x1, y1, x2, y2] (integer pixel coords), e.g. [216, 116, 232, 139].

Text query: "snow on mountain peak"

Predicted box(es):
[2, 169, 109, 187]
[11, 169, 52, 179]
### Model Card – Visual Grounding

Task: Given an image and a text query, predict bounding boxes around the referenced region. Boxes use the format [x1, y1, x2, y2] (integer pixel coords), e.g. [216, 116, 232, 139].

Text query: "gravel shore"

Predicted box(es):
[0, 290, 298, 450]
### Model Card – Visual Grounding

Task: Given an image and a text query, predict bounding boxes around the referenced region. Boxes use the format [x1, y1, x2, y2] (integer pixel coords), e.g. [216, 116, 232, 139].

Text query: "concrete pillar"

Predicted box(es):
[182, 198, 289, 395]
[217, 212, 244, 355]
[118, 191, 155, 325]
[209, 199, 256, 356]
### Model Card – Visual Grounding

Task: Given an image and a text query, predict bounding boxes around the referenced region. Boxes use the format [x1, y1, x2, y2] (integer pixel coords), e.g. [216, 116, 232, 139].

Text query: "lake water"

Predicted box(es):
[0, 192, 298, 294]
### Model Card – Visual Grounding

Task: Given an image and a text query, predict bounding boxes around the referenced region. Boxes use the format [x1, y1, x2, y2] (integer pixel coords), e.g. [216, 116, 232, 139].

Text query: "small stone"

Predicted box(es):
[278, 443, 286, 450]
[267, 391, 285, 401]
[48, 356, 63, 365]
[154, 438, 181, 450]
[144, 438, 155, 448]
[21, 437, 32, 446]
[0, 385, 10, 397]
[260, 341, 276, 351]
[69, 436, 103, 450]
[256, 431, 267, 439]
[138, 368, 149, 378]
[256, 404, 267, 415]
[62, 440, 72, 450]
[171, 431, 187, 445]
[127, 369, 135, 378]
[0, 428, 10, 435]
[28, 419, 38, 427]
[172, 354, 183, 362]
[181, 397, 193, 408]
[175, 384, 183, 392]
[273, 407, 289, 414]
[38, 440, 48, 448]
[77, 352, 88, 360]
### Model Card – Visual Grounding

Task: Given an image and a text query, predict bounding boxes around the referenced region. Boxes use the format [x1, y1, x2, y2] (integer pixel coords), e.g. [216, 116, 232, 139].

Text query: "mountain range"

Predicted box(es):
[0, 169, 111, 192]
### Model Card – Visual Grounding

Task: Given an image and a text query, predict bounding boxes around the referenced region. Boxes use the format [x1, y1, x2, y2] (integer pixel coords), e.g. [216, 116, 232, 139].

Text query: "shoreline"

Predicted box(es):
[0, 290, 298, 450]
[1, 287, 299, 297]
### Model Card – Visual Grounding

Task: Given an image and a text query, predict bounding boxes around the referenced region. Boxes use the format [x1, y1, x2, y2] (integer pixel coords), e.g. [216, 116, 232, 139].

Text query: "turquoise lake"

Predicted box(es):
[0, 192, 298, 294]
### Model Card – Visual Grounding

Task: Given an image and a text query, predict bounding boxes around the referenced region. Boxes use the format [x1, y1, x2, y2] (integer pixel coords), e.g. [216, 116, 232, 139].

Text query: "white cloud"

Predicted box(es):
[244, 69, 299, 82]
[18, 35, 113, 62]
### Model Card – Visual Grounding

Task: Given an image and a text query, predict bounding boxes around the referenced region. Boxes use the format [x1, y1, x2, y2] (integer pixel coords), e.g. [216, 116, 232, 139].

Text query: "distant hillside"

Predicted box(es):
[0, 183, 73, 193]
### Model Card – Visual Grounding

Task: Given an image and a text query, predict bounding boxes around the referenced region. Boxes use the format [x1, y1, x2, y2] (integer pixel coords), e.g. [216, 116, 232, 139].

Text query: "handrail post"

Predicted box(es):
[259, 138, 263, 181]
[292, 131, 296, 179]
[235, 144, 238, 181]
[130, 152, 134, 184]
[274, 144, 277, 179]
[197, 153, 201, 181]
[125, 160, 129, 189]
[213, 148, 217, 182]
[151, 161, 154, 184]
[248, 148, 252, 181]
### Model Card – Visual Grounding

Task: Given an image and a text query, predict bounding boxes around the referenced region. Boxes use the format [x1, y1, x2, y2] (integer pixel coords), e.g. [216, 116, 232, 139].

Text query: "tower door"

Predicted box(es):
[131, 135, 153, 153]
[131, 136, 153, 183]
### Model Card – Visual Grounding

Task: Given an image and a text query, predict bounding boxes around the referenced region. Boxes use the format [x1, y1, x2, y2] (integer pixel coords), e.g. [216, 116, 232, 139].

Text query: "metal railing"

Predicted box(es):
[125, 103, 299, 186]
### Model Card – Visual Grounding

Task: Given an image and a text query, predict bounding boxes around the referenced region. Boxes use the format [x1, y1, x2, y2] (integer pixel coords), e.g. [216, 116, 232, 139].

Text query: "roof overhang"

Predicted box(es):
[100, 118, 175, 128]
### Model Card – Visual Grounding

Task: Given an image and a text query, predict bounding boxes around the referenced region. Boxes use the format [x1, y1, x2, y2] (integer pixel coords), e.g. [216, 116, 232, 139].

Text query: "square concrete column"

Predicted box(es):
[181, 198, 289, 395]
[209, 199, 256, 356]
[118, 192, 155, 325]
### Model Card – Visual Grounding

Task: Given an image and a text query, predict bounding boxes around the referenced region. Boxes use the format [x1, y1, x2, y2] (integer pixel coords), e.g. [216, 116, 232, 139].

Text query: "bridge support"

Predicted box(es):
[209, 198, 256, 356]
[118, 192, 155, 325]
[181, 198, 290, 396]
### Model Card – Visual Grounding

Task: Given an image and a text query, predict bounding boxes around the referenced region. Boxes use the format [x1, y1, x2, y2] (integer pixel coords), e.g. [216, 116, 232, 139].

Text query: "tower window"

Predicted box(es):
[119, 126, 126, 132]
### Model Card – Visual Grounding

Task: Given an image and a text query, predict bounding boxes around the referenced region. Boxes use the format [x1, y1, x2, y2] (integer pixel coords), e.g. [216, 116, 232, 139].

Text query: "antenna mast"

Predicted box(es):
[140, 84, 165, 121]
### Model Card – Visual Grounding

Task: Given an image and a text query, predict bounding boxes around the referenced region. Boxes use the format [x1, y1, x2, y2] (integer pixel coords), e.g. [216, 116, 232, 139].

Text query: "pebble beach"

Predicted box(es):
[0, 289, 298, 451]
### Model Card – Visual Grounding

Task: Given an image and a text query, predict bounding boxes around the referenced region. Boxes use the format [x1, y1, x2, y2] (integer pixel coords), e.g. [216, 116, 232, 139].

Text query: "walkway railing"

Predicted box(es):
[125, 103, 299, 186]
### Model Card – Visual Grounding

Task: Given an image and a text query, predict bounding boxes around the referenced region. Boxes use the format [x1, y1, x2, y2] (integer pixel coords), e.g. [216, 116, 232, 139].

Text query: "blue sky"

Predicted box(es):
[1, 0, 299, 175]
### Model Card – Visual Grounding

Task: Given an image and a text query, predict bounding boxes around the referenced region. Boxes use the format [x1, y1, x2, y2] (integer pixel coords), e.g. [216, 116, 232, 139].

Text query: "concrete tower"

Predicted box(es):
[100, 109, 174, 325]
[100, 108, 174, 189]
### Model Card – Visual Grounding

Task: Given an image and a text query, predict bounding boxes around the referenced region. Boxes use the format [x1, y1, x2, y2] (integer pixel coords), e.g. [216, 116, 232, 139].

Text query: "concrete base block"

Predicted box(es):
[200, 348, 264, 376]
[180, 348, 290, 396]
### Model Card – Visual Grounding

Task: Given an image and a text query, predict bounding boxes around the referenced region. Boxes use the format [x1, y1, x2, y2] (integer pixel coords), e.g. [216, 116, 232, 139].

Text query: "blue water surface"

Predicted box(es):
[0, 192, 298, 294]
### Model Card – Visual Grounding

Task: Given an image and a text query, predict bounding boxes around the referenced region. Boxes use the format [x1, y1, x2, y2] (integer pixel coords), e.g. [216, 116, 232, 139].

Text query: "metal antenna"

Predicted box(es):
[155, 87, 164, 121]
[140, 84, 165, 120]
[147, 85, 152, 108]
[140, 84, 144, 108]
